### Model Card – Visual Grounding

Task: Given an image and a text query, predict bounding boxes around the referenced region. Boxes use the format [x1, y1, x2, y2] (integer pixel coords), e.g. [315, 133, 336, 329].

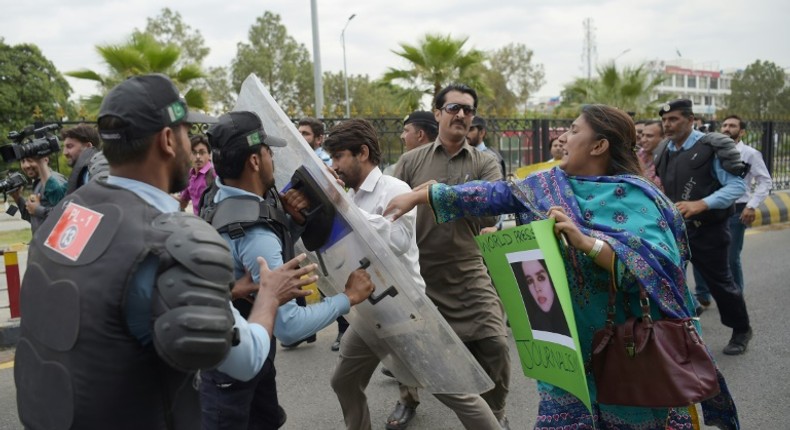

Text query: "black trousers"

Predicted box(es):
[687, 219, 751, 332]
[200, 358, 282, 430]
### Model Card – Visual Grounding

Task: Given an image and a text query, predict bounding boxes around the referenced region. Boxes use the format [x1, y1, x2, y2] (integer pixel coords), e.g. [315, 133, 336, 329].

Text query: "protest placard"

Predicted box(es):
[477, 219, 591, 412]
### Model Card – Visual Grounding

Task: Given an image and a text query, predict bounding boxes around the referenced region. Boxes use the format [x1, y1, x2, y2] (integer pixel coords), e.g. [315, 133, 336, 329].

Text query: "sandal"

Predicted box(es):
[385, 401, 417, 430]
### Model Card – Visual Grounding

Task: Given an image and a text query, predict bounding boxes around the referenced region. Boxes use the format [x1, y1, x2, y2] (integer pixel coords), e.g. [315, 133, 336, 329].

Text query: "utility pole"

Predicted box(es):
[581, 18, 597, 81]
[310, 0, 324, 118]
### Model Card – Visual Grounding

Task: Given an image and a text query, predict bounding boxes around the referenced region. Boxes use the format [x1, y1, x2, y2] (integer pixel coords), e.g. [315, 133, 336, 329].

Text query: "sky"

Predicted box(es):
[2, 0, 789, 106]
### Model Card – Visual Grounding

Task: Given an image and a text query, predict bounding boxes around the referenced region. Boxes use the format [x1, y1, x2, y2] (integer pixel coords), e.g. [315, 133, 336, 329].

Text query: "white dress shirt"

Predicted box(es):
[348, 167, 426, 293]
[735, 141, 773, 208]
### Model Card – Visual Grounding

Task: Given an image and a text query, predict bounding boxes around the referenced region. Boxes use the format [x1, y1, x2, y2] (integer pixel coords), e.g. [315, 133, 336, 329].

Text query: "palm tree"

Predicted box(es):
[381, 34, 487, 107]
[560, 62, 665, 115]
[66, 33, 206, 115]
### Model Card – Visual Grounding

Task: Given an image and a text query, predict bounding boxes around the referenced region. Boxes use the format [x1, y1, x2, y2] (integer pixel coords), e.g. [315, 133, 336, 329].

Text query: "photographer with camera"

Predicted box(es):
[10, 156, 67, 232]
[1, 123, 67, 230]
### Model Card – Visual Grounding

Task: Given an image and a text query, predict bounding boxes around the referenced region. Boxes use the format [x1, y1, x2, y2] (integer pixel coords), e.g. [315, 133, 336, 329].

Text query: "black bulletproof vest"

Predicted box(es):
[656, 141, 733, 223]
[15, 181, 199, 430]
[201, 192, 295, 267]
[201, 191, 294, 362]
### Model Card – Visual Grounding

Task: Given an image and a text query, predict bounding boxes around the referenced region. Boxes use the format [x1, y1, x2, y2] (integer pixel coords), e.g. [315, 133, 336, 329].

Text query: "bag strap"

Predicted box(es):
[604, 253, 653, 329]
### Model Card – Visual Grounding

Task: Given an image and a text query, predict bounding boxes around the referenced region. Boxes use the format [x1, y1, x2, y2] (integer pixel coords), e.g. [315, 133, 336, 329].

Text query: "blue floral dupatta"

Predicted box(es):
[430, 167, 740, 429]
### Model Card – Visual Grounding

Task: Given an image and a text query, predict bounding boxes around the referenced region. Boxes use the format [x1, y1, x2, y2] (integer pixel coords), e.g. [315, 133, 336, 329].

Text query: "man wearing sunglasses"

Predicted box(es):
[392, 84, 511, 429]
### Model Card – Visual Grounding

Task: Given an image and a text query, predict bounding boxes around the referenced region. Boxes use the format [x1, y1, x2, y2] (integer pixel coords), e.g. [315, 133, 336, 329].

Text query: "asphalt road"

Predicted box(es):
[1, 225, 789, 429]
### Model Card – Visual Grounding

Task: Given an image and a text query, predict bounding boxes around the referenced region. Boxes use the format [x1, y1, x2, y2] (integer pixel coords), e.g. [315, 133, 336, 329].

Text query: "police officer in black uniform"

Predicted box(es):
[14, 74, 316, 430]
[655, 98, 753, 355]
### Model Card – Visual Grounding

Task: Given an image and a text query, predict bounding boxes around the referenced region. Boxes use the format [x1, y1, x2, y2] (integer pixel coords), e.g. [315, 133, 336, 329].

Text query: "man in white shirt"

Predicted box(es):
[694, 114, 772, 302]
[325, 119, 501, 430]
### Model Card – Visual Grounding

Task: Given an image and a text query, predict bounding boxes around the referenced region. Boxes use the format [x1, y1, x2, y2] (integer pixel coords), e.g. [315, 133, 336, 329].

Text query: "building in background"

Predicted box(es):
[647, 59, 737, 119]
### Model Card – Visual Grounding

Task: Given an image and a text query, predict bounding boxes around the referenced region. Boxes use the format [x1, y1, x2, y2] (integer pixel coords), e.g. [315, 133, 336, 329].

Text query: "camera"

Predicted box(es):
[0, 172, 28, 194]
[1, 123, 62, 162]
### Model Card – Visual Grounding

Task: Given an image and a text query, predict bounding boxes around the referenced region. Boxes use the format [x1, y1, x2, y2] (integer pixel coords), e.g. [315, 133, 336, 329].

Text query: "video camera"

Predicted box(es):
[0, 123, 62, 162]
[0, 172, 28, 194]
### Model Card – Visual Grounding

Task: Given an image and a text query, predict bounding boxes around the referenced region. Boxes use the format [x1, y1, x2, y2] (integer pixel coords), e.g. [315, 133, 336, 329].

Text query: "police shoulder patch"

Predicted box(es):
[44, 202, 104, 262]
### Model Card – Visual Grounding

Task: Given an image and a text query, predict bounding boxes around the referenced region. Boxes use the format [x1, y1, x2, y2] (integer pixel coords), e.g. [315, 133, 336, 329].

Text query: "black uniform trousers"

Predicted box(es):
[687, 219, 751, 332]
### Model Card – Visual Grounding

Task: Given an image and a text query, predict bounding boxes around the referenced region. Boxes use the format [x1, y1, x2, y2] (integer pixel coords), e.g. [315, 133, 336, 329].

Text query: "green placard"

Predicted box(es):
[477, 219, 591, 413]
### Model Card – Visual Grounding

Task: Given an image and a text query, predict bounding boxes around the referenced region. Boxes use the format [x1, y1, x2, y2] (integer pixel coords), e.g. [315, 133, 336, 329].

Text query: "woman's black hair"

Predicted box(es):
[580, 104, 643, 176]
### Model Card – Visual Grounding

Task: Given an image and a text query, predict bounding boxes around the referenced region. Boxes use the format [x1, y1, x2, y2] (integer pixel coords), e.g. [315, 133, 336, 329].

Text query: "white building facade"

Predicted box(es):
[648, 59, 736, 118]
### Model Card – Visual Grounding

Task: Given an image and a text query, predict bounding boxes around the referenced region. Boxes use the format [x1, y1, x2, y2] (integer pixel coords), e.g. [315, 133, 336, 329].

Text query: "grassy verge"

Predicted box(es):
[0, 229, 31, 248]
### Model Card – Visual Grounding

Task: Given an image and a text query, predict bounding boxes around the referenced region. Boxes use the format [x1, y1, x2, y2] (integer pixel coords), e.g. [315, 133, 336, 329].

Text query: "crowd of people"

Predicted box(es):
[10, 72, 771, 430]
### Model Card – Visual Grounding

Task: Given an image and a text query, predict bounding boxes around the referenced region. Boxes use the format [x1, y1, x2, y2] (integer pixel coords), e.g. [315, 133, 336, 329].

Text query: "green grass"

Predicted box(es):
[0, 229, 31, 248]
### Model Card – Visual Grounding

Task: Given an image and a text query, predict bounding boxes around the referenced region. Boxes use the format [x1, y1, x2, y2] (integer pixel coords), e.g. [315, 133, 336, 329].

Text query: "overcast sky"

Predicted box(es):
[3, 0, 789, 105]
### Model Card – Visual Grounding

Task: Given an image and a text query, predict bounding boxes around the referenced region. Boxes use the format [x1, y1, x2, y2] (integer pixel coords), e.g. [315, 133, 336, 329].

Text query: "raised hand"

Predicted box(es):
[256, 254, 317, 305]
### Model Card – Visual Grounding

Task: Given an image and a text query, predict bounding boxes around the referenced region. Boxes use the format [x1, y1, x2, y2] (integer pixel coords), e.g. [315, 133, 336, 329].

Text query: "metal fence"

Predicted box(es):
[320, 117, 575, 178]
[348, 117, 790, 190]
[12, 118, 790, 191]
[743, 120, 790, 190]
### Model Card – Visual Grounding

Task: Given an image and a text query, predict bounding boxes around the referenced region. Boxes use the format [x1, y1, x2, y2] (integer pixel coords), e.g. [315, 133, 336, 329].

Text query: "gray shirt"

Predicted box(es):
[394, 139, 507, 341]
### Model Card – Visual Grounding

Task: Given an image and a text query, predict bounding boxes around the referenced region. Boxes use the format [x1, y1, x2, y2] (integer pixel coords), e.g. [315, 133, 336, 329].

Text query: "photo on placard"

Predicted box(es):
[507, 249, 573, 348]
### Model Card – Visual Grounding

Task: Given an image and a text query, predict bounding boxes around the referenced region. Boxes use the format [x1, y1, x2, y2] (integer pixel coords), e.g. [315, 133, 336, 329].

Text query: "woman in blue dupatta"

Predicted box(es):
[385, 105, 739, 429]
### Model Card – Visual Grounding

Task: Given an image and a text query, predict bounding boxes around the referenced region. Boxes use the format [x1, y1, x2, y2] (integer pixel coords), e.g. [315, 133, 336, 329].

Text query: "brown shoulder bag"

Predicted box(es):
[591, 278, 720, 408]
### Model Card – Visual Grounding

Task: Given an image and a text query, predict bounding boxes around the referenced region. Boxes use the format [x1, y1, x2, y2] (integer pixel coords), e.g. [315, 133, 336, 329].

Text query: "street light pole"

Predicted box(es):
[341, 13, 356, 118]
[310, 0, 324, 118]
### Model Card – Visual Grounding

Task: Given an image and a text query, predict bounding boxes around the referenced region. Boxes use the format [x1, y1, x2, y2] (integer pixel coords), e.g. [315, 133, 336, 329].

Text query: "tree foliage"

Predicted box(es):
[728, 60, 790, 119]
[135, 8, 210, 67]
[381, 33, 487, 106]
[0, 39, 75, 146]
[487, 43, 545, 114]
[559, 62, 664, 115]
[231, 12, 313, 115]
[322, 72, 405, 117]
[137, 8, 239, 116]
[472, 64, 515, 116]
[66, 33, 207, 115]
[204, 66, 236, 115]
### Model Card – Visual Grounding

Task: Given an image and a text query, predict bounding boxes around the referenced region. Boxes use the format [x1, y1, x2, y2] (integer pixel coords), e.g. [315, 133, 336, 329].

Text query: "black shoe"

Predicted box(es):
[331, 332, 343, 351]
[385, 401, 417, 430]
[698, 297, 712, 307]
[723, 328, 753, 355]
[498, 416, 511, 430]
[381, 367, 395, 378]
[281, 334, 316, 349]
[277, 405, 287, 428]
[695, 306, 705, 317]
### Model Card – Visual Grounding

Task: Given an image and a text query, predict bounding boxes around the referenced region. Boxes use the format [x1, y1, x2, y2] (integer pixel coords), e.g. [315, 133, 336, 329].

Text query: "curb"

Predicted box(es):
[752, 190, 790, 227]
[0, 320, 19, 348]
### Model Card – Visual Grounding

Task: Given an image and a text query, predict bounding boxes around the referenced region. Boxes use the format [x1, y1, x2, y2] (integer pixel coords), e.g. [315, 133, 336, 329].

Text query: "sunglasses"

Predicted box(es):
[440, 103, 477, 116]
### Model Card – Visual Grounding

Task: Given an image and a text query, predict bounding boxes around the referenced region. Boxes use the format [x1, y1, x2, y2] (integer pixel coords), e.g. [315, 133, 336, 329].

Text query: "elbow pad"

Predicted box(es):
[151, 212, 236, 371]
[705, 133, 751, 178]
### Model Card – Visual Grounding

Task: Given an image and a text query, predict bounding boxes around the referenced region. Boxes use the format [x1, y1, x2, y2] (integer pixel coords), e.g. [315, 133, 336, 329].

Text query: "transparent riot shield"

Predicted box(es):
[234, 74, 493, 394]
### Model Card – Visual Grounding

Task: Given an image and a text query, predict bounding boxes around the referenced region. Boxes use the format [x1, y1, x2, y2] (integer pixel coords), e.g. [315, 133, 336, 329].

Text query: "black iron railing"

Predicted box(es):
[8, 118, 790, 191]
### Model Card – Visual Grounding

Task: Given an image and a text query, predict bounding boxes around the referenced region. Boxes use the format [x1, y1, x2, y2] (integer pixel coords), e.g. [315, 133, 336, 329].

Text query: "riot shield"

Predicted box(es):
[234, 74, 493, 394]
